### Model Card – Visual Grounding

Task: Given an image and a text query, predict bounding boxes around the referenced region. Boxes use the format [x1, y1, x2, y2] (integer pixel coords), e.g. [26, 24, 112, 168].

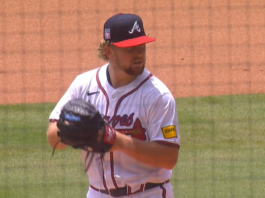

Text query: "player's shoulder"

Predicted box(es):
[143, 70, 171, 95]
[150, 75, 170, 93]
[74, 64, 107, 82]
[139, 70, 174, 107]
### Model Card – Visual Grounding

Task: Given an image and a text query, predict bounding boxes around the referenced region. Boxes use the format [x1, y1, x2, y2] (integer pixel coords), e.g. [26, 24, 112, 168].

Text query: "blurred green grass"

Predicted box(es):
[0, 94, 264, 198]
[173, 94, 265, 198]
[0, 103, 88, 198]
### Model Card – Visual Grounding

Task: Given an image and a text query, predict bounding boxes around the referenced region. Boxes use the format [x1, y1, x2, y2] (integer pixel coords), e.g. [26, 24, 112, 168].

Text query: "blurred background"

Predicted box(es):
[0, 0, 264, 198]
[0, 0, 264, 104]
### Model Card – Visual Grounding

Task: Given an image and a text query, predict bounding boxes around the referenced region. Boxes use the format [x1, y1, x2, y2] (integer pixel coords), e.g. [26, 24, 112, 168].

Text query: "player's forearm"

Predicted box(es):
[46, 122, 67, 149]
[112, 132, 178, 170]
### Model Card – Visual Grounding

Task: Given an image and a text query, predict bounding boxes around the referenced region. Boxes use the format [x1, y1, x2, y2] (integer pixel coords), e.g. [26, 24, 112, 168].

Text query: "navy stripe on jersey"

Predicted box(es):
[106, 65, 113, 86]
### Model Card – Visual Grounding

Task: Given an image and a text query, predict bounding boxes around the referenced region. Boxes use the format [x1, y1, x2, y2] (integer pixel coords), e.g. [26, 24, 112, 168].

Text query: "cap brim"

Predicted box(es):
[112, 36, 156, 47]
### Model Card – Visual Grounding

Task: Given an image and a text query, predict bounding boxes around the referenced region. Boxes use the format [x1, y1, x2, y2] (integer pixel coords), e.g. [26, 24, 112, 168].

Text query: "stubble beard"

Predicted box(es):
[124, 63, 145, 76]
[114, 55, 146, 76]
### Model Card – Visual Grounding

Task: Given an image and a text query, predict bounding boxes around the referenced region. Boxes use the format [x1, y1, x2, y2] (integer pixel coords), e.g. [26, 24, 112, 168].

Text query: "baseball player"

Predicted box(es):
[47, 13, 180, 198]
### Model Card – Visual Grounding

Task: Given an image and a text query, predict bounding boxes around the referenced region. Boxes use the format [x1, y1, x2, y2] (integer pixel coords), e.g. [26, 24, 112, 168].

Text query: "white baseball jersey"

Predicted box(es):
[49, 63, 180, 195]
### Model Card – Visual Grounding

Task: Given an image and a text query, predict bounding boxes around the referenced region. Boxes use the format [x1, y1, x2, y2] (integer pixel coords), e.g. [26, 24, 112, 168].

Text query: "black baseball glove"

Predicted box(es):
[53, 98, 116, 170]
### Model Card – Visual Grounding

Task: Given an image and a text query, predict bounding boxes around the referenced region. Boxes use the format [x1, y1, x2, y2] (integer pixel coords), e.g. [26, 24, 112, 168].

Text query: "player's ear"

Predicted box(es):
[104, 45, 115, 59]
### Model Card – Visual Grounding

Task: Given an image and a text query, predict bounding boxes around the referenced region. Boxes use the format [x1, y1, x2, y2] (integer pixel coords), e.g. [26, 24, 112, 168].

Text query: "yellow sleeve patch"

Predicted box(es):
[162, 125, 177, 139]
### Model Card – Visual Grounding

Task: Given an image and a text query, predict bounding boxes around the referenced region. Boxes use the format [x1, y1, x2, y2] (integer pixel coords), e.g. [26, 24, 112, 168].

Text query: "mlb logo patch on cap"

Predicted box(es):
[105, 28, 111, 39]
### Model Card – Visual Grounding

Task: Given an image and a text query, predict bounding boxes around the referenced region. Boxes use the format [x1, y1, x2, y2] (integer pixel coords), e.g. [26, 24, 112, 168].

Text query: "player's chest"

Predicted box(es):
[90, 90, 145, 115]
[93, 93, 149, 141]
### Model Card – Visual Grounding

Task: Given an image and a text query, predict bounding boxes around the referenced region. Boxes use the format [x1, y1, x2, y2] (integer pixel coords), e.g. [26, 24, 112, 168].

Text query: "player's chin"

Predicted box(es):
[126, 65, 145, 76]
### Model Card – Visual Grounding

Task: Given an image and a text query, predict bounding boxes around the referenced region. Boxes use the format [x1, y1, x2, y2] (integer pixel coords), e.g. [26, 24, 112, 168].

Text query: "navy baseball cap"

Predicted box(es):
[103, 13, 156, 47]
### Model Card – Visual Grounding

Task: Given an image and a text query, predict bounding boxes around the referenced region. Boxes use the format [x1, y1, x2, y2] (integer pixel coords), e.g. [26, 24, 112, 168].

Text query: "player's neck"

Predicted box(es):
[107, 65, 137, 89]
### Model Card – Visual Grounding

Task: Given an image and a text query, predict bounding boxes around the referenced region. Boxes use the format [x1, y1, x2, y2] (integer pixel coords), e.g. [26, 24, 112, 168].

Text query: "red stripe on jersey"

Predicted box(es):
[100, 154, 108, 190]
[160, 184, 167, 198]
[110, 73, 153, 188]
[114, 73, 153, 115]
[97, 68, 153, 189]
[110, 152, 118, 188]
[96, 67, 109, 116]
[96, 67, 110, 190]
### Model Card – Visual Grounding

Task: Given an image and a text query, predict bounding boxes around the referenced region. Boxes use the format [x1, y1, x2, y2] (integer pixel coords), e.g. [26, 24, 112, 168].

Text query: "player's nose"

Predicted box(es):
[133, 44, 146, 55]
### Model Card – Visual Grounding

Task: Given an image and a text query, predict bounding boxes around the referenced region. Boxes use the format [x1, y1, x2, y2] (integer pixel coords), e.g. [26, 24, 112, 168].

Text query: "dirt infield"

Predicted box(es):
[0, 0, 264, 104]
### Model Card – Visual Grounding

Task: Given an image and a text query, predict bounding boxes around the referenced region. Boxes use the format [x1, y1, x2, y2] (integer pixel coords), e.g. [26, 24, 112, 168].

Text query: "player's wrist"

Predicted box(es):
[110, 131, 125, 151]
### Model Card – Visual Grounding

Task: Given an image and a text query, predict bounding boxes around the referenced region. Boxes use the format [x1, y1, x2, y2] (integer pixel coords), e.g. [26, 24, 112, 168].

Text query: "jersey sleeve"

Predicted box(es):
[49, 76, 80, 121]
[146, 93, 180, 148]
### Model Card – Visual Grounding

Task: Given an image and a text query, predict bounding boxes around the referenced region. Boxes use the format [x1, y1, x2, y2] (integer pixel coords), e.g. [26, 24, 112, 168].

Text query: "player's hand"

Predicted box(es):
[55, 98, 116, 153]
